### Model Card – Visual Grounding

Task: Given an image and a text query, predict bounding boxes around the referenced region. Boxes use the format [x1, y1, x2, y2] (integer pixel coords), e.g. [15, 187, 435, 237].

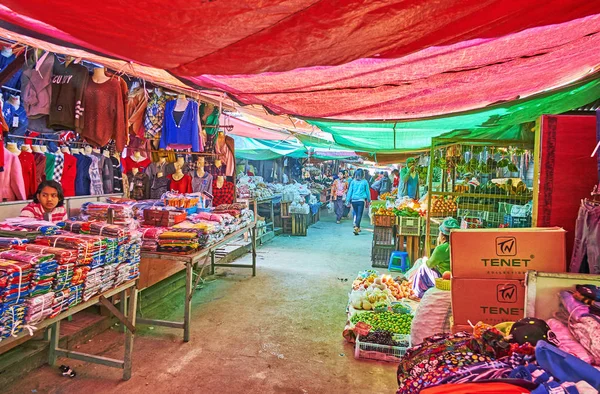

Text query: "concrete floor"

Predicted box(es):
[6, 212, 398, 394]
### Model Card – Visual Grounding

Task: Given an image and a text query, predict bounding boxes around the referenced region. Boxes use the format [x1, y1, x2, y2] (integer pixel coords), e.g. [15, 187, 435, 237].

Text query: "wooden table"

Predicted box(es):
[0, 280, 138, 380]
[137, 224, 257, 342]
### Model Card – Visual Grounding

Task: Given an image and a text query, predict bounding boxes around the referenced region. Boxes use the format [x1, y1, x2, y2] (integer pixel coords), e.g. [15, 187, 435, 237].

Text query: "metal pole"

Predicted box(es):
[425, 139, 436, 256]
[252, 225, 257, 277]
[183, 262, 193, 342]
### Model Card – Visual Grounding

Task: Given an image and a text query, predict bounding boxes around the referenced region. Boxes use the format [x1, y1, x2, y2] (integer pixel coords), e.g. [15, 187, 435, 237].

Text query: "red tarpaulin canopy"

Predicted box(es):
[195, 13, 600, 120]
[1, 1, 599, 75]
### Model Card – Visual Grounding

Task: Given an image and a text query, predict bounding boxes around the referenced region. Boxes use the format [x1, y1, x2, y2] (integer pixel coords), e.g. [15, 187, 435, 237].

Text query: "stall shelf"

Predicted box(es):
[0, 281, 138, 380]
[424, 137, 538, 254]
[137, 224, 257, 342]
[239, 197, 278, 242]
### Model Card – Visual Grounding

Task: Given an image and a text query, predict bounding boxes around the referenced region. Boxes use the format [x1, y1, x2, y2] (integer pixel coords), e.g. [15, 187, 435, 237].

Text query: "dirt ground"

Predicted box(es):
[6, 212, 398, 394]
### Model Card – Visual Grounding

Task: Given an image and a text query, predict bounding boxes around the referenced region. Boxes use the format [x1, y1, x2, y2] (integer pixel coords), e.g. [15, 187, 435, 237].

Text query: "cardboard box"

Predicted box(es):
[452, 278, 525, 326]
[450, 227, 566, 279]
[451, 324, 473, 334]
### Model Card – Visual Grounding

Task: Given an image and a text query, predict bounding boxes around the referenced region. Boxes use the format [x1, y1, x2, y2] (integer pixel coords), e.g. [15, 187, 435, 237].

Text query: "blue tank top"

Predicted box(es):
[159, 100, 201, 152]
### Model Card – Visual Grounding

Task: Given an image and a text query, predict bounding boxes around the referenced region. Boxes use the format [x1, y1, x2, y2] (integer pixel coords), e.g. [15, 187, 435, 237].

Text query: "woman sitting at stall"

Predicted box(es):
[410, 217, 459, 297]
[20, 180, 68, 223]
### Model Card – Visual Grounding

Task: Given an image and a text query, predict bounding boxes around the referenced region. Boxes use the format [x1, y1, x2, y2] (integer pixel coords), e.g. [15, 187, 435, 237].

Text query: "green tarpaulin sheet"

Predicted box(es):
[232, 135, 307, 160]
[308, 78, 600, 152]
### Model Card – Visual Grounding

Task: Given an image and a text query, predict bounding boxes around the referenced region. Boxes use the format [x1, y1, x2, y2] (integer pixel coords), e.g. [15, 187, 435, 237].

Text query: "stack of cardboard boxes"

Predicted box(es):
[450, 228, 567, 332]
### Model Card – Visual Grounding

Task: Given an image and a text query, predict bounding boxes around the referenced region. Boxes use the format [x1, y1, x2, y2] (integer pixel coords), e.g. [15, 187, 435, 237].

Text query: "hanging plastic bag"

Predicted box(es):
[327, 201, 334, 213]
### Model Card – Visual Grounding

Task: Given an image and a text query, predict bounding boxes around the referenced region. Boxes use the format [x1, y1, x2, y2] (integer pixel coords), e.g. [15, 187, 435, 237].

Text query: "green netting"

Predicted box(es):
[308, 79, 600, 152]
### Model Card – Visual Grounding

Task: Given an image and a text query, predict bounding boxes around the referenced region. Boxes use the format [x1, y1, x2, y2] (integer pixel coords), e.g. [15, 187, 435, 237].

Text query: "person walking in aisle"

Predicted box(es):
[346, 168, 371, 235]
[330, 170, 348, 224]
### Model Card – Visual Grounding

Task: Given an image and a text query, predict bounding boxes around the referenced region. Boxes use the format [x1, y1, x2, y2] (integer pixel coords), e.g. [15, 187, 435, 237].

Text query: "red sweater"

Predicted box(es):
[81, 76, 128, 152]
[18, 151, 37, 199]
[167, 173, 192, 194]
[61, 152, 77, 197]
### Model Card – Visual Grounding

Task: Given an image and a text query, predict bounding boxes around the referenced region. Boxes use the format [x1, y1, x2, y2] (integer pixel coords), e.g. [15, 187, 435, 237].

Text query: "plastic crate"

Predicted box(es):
[503, 215, 532, 228]
[354, 334, 411, 363]
[397, 217, 421, 236]
[498, 202, 515, 215]
[482, 211, 503, 223]
[461, 217, 484, 229]
[371, 245, 394, 268]
[373, 226, 395, 246]
[373, 215, 396, 227]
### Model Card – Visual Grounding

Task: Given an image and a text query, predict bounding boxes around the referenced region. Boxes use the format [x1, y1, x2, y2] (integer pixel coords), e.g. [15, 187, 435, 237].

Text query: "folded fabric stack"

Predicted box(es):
[0, 303, 28, 339]
[114, 262, 132, 287]
[102, 237, 119, 265]
[25, 292, 54, 325]
[89, 222, 130, 240]
[555, 289, 600, 365]
[0, 251, 58, 298]
[36, 234, 106, 267]
[157, 230, 200, 254]
[215, 203, 247, 211]
[0, 229, 40, 241]
[71, 266, 90, 286]
[80, 203, 134, 226]
[13, 244, 77, 264]
[50, 288, 70, 318]
[12, 223, 62, 235]
[68, 284, 83, 308]
[53, 263, 75, 291]
[0, 237, 27, 248]
[140, 227, 166, 252]
[100, 264, 117, 293]
[61, 220, 87, 234]
[83, 267, 103, 302]
[126, 234, 141, 281]
[0, 260, 33, 306]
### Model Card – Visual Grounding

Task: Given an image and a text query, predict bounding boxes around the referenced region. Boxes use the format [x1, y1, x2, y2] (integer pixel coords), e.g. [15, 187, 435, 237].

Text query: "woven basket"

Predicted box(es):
[435, 278, 451, 291]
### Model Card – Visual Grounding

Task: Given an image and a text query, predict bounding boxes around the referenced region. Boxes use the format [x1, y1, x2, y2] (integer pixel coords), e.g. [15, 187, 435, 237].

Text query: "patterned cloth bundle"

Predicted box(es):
[0, 303, 28, 339]
[68, 284, 83, 308]
[25, 292, 54, 324]
[50, 289, 70, 318]
[0, 260, 33, 306]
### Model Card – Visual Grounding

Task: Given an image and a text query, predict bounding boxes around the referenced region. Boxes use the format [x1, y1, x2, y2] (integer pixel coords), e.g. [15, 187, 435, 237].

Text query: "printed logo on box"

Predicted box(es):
[497, 284, 517, 303]
[496, 237, 517, 256]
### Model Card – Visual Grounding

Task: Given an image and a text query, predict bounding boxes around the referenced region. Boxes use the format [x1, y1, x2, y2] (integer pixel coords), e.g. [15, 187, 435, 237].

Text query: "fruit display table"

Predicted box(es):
[138, 224, 257, 342]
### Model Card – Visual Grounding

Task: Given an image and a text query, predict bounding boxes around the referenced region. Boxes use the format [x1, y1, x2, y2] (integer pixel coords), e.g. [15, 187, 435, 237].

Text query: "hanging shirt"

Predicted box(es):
[33, 152, 46, 190]
[191, 171, 213, 195]
[21, 53, 54, 118]
[143, 92, 167, 140]
[129, 172, 150, 200]
[159, 100, 202, 152]
[122, 155, 151, 174]
[49, 58, 89, 132]
[128, 87, 147, 138]
[110, 157, 123, 193]
[92, 153, 113, 194]
[150, 176, 170, 199]
[81, 77, 128, 152]
[215, 135, 235, 177]
[3, 103, 28, 138]
[88, 155, 104, 195]
[18, 151, 37, 199]
[167, 173, 192, 194]
[74, 154, 92, 196]
[0, 151, 26, 202]
[212, 179, 234, 207]
[60, 152, 77, 197]
[52, 151, 64, 182]
[44, 152, 56, 181]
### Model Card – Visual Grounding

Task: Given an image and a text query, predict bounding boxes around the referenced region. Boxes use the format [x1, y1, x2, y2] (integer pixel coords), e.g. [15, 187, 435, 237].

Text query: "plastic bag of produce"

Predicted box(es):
[410, 287, 451, 346]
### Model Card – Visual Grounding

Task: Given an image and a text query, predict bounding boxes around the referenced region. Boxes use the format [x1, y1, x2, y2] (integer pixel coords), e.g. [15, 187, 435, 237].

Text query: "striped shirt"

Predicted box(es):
[20, 203, 68, 223]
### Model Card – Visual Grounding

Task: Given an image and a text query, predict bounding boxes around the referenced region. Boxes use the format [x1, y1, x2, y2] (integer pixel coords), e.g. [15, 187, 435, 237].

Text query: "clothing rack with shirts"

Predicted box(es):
[7, 133, 92, 146]
[569, 185, 600, 275]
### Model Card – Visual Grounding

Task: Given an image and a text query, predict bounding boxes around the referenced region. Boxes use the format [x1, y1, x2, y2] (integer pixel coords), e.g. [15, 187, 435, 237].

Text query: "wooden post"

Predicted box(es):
[48, 321, 60, 366]
[123, 286, 138, 380]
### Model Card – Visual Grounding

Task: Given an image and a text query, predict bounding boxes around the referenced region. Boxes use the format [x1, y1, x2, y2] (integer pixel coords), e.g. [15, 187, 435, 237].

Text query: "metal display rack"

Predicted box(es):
[425, 137, 537, 254]
[137, 224, 257, 342]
